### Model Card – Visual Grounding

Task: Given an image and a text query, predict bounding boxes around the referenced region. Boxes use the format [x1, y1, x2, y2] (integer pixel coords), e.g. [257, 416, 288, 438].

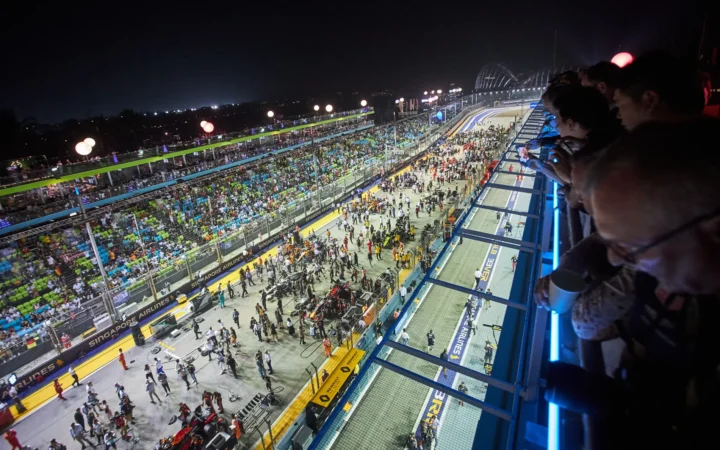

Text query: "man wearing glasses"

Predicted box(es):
[545, 118, 720, 450]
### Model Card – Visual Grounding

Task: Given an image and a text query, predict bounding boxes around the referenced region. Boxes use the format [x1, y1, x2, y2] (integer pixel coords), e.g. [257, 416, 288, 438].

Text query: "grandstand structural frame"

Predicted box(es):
[474, 63, 579, 92]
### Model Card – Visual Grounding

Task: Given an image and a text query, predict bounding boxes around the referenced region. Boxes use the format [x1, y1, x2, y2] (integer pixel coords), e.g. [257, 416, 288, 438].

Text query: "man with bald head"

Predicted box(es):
[572, 117, 720, 448]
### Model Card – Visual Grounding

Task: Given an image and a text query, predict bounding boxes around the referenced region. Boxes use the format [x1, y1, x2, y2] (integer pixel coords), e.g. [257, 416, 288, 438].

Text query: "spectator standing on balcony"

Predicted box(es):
[613, 51, 705, 131]
[550, 118, 720, 448]
[581, 61, 621, 106]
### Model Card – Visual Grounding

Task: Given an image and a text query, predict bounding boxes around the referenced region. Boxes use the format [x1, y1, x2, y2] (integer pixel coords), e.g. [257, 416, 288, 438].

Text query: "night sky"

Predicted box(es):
[0, 1, 705, 123]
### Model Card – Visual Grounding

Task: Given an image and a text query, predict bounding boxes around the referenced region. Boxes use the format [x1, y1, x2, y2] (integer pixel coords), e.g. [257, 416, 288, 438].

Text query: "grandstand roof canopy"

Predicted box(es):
[474, 64, 578, 92]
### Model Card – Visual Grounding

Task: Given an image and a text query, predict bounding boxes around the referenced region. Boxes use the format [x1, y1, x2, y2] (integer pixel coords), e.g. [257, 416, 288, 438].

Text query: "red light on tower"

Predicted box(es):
[611, 52, 634, 68]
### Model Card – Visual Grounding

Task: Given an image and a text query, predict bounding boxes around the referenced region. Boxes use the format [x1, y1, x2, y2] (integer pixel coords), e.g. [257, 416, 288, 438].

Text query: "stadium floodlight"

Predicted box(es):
[424, 91, 428, 95]
[437, 89, 442, 94]
[399, 98, 404, 102]
[75, 141, 92, 156]
[267, 111, 275, 118]
[153, 112, 158, 116]
[431, 90, 435, 94]
[395, 100, 400, 104]
[200, 120, 208, 127]
[325, 104, 333, 113]
[83, 138, 96, 148]
[203, 122, 214, 133]
[314, 105, 320, 111]
[360, 100, 367, 107]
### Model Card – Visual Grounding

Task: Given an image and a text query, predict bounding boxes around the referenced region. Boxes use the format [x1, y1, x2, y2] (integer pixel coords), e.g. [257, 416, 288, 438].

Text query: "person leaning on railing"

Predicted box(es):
[543, 119, 719, 449]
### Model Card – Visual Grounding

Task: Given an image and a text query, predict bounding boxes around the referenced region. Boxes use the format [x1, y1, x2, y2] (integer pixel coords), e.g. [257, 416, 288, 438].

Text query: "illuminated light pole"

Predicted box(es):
[325, 104, 333, 113]
[132, 213, 158, 301]
[76, 135, 118, 320]
[267, 110, 275, 118]
[360, 100, 367, 107]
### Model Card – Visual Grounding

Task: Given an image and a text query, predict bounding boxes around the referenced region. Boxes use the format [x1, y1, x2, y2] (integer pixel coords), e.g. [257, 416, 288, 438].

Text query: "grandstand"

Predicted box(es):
[0, 110, 374, 230]
[0, 105, 459, 382]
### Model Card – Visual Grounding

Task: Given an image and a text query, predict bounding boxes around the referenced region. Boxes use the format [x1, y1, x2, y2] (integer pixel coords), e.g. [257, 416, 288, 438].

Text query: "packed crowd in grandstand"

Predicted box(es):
[0, 116, 373, 225]
[0, 113, 436, 364]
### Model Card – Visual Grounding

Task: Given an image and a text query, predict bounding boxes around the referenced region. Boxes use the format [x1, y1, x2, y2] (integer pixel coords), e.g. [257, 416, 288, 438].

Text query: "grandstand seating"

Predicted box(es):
[0, 116, 435, 349]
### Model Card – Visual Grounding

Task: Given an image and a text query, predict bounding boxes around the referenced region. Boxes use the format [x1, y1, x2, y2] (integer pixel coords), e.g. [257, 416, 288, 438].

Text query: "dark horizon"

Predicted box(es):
[0, 1, 708, 124]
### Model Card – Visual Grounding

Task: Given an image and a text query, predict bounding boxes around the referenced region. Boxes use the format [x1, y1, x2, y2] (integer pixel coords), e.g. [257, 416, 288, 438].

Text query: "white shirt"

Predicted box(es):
[400, 286, 407, 296]
[475, 270, 483, 279]
[400, 331, 409, 341]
